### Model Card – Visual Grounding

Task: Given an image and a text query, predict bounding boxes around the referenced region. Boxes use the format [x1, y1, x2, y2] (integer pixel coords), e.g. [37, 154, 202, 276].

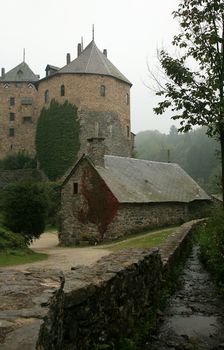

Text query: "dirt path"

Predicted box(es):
[146, 246, 224, 349]
[3, 232, 111, 272]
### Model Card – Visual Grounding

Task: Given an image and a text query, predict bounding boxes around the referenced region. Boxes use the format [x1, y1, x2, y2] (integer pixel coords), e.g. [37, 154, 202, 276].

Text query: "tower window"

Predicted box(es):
[60, 84, 65, 96]
[125, 93, 129, 105]
[44, 90, 49, 103]
[9, 97, 15, 106]
[23, 116, 32, 123]
[9, 128, 14, 137]
[9, 113, 15, 121]
[73, 182, 78, 194]
[100, 85, 106, 97]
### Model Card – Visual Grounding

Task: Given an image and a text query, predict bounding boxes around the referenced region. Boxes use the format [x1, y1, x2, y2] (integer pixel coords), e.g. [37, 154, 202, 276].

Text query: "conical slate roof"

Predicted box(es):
[0, 62, 38, 82]
[59, 40, 132, 86]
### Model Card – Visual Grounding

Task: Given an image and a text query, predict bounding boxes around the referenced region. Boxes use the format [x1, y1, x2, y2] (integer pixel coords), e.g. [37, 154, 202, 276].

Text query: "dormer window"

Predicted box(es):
[44, 90, 49, 103]
[60, 84, 65, 96]
[100, 85, 106, 97]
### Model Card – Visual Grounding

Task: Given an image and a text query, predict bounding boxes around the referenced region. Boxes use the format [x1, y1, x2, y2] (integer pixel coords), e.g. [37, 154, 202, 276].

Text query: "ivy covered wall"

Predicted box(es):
[36, 100, 80, 180]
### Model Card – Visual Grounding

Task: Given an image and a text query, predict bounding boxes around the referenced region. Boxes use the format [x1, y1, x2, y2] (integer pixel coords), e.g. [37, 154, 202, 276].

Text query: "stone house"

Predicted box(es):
[59, 138, 210, 245]
[0, 37, 134, 162]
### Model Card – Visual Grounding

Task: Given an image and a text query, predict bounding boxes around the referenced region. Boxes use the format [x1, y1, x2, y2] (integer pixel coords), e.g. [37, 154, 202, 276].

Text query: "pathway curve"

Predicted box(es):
[2, 232, 111, 272]
[146, 246, 224, 350]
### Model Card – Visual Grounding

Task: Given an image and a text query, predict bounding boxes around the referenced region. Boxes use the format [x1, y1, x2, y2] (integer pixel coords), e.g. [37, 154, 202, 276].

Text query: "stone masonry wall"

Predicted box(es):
[0, 82, 38, 159]
[105, 202, 188, 239]
[37, 220, 202, 350]
[37, 74, 132, 159]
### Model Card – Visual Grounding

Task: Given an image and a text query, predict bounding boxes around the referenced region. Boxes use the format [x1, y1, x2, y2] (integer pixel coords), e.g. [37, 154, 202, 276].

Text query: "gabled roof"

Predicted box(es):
[0, 62, 38, 82]
[58, 40, 132, 86]
[64, 155, 210, 204]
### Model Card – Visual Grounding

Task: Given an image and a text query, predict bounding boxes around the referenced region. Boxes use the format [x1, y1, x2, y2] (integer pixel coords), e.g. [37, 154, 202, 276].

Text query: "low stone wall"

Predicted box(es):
[0, 169, 46, 188]
[36, 219, 202, 350]
[0, 220, 202, 349]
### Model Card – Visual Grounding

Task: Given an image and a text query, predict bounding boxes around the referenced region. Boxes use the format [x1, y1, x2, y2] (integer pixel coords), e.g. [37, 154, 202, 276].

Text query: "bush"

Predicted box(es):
[0, 225, 26, 251]
[2, 181, 48, 244]
[0, 151, 36, 170]
[197, 206, 224, 291]
[43, 181, 61, 226]
[36, 99, 80, 180]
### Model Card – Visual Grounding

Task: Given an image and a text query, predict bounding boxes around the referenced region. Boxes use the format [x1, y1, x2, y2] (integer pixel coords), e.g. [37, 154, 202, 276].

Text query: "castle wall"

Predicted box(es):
[0, 82, 38, 158]
[37, 74, 132, 157]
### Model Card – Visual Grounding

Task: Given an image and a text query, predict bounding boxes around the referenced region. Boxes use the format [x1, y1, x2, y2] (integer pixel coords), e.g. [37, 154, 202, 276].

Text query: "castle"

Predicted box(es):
[0, 38, 134, 163]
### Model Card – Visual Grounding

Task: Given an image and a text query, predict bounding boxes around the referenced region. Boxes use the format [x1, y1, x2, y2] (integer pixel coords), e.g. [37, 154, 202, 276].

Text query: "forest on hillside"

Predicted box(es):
[134, 126, 221, 194]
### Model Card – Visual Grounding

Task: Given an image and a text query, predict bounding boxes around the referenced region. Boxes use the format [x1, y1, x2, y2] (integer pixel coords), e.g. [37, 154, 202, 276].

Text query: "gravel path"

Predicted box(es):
[3, 232, 111, 272]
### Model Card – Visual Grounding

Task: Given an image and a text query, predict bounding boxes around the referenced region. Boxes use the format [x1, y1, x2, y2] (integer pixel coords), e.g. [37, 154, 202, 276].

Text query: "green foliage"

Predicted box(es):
[2, 181, 48, 243]
[36, 99, 80, 180]
[153, 0, 224, 201]
[43, 181, 61, 226]
[0, 224, 26, 251]
[197, 207, 224, 292]
[0, 250, 47, 267]
[135, 127, 221, 193]
[0, 151, 36, 170]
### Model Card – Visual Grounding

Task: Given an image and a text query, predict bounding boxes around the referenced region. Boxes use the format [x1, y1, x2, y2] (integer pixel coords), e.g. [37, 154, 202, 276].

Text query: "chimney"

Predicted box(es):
[66, 53, 71, 64]
[87, 137, 106, 167]
[1, 68, 5, 78]
[77, 43, 82, 57]
[103, 49, 107, 57]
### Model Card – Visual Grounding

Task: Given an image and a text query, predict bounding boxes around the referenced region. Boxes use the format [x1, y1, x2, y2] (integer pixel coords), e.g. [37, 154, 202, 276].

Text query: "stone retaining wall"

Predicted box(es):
[36, 219, 202, 350]
[0, 220, 202, 350]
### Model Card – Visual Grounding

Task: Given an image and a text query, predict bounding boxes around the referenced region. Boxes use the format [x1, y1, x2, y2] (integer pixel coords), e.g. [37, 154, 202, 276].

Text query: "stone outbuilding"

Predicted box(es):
[59, 138, 211, 245]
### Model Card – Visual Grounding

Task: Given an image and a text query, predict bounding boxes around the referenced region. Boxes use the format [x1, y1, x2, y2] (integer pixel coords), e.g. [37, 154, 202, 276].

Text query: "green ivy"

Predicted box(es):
[36, 99, 80, 180]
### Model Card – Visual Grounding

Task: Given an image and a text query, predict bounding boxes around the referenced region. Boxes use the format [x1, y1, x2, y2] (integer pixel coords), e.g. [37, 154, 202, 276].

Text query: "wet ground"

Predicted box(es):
[146, 246, 224, 350]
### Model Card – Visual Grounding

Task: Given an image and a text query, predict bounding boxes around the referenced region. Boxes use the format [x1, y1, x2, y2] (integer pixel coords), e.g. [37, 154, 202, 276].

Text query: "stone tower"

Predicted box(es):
[36, 39, 134, 159]
[0, 62, 39, 158]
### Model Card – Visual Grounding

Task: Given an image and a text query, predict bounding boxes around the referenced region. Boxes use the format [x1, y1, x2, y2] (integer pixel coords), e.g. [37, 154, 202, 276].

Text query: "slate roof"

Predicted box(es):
[94, 156, 210, 203]
[0, 62, 38, 82]
[58, 40, 132, 86]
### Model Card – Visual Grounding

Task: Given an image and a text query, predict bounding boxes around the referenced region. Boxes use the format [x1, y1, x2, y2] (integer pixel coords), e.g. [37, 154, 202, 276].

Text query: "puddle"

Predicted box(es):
[168, 315, 218, 337]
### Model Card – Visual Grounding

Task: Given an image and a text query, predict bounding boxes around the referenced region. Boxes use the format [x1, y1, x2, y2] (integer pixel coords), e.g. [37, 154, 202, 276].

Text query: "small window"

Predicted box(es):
[44, 90, 49, 103]
[9, 128, 14, 137]
[23, 116, 32, 123]
[9, 97, 15, 106]
[21, 97, 32, 105]
[9, 113, 15, 121]
[60, 84, 65, 96]
[73, 182, 78, 194]
[125, 93, 129, 105]
[100, 85, 105, 97]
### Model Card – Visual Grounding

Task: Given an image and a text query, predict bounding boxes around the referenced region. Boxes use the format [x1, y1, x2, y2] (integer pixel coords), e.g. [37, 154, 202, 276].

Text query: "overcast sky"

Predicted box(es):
[1, 0, 181, 134]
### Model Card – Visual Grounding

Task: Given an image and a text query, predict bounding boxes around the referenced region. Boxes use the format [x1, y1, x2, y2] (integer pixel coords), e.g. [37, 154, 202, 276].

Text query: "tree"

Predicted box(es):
[36, 100, 80, 180]
[0, 151, 36, 170]
[153, 0, 224, 203]
[2, 181, 48, 243]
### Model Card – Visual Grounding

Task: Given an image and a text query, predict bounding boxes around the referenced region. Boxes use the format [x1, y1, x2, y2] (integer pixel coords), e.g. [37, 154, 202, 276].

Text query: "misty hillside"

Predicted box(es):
[134, 126, 221, 194]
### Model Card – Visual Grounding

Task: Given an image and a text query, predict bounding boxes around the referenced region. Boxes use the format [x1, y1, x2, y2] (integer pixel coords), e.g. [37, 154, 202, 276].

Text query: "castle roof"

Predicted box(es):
[0, 62, 39, 82]
[58, 40, 132, 86]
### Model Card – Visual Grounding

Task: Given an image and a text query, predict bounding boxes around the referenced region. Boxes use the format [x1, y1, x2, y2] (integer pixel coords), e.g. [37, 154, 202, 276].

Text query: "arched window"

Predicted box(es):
[100, 85, 106, 97]
[44, 90, 49, 103]
[60, 84, 65, 96]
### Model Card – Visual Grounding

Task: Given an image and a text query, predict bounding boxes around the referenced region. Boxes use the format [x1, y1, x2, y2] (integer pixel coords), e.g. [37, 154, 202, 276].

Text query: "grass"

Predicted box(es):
[101, 228, 175, 251]
[0, 249, 48, 267]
